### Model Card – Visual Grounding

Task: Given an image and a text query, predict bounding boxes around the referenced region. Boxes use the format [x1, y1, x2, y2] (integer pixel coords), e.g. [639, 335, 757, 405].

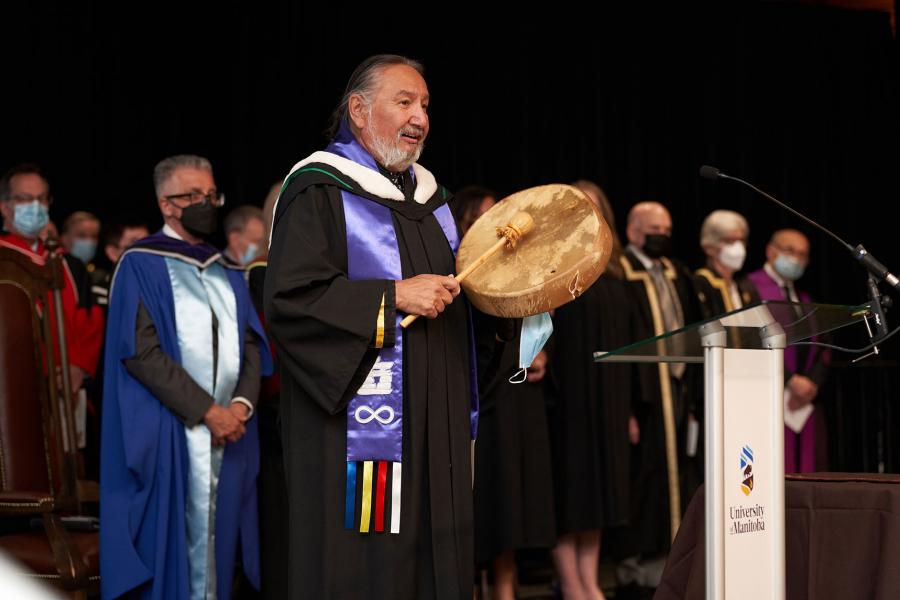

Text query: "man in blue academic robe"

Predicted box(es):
[100, 154, 272, 600]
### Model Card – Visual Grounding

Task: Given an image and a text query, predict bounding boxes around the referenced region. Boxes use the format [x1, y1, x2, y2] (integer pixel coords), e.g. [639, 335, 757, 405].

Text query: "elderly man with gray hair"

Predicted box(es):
[100, 154, 273, 599]
[265, 54, 476, 600]
[693, 209, 759, 318]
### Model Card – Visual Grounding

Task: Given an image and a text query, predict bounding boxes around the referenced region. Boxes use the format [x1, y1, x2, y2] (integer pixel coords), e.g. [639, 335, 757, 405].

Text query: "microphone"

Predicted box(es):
[698, 165, 720, 180]
[698, 165, 900, 292]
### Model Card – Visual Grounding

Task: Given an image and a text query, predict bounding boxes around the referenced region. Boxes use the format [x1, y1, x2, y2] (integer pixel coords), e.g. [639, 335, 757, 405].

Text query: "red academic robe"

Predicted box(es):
[1, 231, 104, 379]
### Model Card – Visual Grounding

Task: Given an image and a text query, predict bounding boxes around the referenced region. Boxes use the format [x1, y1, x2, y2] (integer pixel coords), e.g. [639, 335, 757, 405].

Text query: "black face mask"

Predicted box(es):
[642, 234, 672, 259]
[180, 202, 218, 238]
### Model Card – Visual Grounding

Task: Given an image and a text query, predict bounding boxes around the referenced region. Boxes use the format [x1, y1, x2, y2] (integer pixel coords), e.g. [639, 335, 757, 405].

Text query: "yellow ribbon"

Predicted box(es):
[359, 461, 374, 533]
[374, 294, 385, 349]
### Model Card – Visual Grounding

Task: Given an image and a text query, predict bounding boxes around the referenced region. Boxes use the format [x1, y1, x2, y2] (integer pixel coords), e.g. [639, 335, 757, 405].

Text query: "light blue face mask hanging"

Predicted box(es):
[510, 312, 553, 384]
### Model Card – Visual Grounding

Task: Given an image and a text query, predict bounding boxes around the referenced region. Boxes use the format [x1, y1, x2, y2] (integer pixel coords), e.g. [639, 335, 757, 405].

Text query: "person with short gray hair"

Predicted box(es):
[100, 154, 272, 599]
[265, 54, 475, 600]
[151, 154, 224, 242]
[153, 154, 214, 198]
[699, 209, 748, 249]
[693, 209, 758, 317]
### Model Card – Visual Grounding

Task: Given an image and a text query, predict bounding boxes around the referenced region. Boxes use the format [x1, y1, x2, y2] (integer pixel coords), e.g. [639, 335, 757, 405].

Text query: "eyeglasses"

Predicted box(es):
[5, 193, 53, 206]
[773, 243, 809, 262]
[164, 190, 225, 209]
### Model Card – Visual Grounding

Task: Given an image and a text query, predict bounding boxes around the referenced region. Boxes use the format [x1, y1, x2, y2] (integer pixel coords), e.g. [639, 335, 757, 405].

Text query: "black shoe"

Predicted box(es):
[615, 582, 639, 600]
[615, 582, 654, 600]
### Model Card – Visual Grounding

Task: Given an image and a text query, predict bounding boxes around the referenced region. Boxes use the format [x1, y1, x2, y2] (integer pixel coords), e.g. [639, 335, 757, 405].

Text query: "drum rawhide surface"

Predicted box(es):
[457, 184, 613, 317]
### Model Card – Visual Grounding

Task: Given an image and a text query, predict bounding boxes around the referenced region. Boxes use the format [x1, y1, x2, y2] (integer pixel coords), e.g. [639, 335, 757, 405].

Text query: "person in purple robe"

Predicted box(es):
[745, 228, 831, 472]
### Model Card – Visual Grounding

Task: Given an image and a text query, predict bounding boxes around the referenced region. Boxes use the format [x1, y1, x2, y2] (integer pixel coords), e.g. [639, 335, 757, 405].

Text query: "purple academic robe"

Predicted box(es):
[746, 267, 830, 472]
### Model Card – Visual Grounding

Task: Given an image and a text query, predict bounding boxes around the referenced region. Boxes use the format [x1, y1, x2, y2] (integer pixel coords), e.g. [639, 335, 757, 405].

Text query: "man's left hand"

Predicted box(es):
[229, 402, 250, 423]
[220, 403, 250, 443]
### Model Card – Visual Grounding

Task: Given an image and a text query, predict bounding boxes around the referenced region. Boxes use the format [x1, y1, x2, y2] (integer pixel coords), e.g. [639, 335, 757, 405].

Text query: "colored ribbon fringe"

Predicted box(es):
[344, 461, 401, 534]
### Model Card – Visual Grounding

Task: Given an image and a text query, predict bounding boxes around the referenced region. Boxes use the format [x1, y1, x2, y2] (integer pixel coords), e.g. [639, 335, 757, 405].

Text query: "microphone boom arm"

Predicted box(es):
[701, 165, 900, 293]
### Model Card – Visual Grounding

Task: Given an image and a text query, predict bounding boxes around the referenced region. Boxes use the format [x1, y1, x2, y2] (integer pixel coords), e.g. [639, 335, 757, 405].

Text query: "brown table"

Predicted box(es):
[655, 473, 900, 600]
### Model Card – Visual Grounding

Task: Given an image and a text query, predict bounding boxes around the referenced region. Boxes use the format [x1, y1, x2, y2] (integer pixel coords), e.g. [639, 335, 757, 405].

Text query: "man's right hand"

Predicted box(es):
[787, 374, 818, 410]
[204, 404, 245, 445]
[395, 274, 460, 319]
[526, 350, 548, 383]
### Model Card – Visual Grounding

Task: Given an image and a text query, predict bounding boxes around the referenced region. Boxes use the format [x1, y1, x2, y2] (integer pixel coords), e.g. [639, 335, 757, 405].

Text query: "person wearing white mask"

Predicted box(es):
[746, 229, 830, 473]
[223, 204, 265, 267]
[693, 209, 759, 318]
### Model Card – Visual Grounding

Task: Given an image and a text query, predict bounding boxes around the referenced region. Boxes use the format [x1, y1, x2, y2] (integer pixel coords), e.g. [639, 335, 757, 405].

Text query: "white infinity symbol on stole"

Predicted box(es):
[354, 405, 395, 425]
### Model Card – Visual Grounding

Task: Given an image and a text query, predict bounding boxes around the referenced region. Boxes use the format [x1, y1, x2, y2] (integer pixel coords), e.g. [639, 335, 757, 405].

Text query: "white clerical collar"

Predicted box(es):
[162, 224, 184, 241]
[627, 243, 657, 270]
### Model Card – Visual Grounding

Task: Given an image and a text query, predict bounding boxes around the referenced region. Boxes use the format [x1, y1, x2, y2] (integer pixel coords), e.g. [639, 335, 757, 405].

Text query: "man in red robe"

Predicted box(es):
[0, 163, 104, 397]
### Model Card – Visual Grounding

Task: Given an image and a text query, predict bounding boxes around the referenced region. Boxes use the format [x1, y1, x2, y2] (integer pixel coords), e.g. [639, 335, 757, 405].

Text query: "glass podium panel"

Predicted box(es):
[593, 300, 871, 363]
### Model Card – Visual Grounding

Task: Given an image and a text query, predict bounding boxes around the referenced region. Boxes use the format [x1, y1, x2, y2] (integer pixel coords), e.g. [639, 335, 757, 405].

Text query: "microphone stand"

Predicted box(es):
[855, 275, 893, 362]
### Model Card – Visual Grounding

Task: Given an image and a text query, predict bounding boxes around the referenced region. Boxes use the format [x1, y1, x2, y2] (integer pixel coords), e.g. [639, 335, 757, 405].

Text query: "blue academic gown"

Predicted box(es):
[100, 234, 272, 600]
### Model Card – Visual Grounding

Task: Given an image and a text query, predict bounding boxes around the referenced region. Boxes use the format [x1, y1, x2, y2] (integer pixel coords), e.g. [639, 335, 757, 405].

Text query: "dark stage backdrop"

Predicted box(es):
[4, 3, 898, 470]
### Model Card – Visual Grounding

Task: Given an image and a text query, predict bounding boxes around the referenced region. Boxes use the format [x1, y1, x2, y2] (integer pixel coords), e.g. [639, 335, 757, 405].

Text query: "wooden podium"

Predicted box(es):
[595, 300, 871, 600]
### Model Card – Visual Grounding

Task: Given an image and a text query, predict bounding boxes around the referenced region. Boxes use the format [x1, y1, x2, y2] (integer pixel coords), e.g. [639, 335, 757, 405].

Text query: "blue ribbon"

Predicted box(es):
[344, 461, 357, 529]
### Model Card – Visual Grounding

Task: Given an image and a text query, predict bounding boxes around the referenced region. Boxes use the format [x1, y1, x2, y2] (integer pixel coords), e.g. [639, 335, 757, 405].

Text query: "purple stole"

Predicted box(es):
[325, 134, 467, 534]
[745, 268, 817, 375]
[746, 267, 818, 472]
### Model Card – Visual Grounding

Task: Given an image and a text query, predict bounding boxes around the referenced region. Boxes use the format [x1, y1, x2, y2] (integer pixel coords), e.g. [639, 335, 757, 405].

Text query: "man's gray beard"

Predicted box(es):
[366, 125, 424, 172]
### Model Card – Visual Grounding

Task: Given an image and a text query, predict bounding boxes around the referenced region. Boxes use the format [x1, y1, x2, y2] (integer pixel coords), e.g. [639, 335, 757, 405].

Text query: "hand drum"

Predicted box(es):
[457, 184, 613, 317]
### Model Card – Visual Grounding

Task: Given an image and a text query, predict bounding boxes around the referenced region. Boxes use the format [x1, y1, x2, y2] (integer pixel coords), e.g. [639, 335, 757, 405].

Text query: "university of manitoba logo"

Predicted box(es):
[729, 444, 764, 535]
[740, 445, 754, 496]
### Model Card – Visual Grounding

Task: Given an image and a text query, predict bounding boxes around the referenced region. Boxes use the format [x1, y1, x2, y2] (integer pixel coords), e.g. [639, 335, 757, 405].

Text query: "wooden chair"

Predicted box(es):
[0, 244, 99, 598]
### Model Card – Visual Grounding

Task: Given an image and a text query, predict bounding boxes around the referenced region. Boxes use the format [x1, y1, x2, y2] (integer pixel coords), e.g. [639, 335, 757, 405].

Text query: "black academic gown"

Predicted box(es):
[692, 265, 759, 320]
[63, 253, 104, 481]
[472, 314, 556, 565]
[264, 174, 474, 600]
[248, 263, 289, 600]
[620, 250, 704, 557]
[547, 275, 634, 537]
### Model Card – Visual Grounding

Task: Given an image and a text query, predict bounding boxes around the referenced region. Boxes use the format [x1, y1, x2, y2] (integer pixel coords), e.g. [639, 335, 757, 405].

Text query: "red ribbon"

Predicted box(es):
[374, 461, 388, 532]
